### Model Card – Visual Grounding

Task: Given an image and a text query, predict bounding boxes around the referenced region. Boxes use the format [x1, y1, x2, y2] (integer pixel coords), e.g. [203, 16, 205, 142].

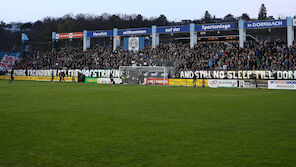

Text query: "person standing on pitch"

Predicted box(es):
[110, 73, 115, 85]
[51, 71, 54, 82]
[9, 69, 14, 84]
[59, 72, 62, 82]
[62, 72, 65, 82]
[193, 74, 197, 87]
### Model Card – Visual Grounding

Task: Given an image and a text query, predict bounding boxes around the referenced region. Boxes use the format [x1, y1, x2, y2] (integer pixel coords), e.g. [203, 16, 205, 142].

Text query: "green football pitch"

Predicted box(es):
[0, 80, 296, 167]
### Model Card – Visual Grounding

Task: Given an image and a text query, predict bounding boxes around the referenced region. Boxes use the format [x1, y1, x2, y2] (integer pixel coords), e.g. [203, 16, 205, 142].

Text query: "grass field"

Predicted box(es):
[0, 80, 296, 167]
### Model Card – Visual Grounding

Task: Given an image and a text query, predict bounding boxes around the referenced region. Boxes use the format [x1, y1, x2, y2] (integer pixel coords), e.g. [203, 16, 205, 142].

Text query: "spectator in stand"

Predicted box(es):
[13, 40, 296, 77]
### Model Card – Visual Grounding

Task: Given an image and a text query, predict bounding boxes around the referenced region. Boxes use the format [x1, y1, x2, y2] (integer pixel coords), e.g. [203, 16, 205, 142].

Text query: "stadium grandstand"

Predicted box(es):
[13, 40, 296, 72]
[3, 17, 296, 87]
[1, 2, 296, 167]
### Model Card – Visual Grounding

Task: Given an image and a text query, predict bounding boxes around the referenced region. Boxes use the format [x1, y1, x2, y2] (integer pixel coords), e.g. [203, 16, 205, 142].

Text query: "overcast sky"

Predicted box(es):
[0, 0, 295, 23]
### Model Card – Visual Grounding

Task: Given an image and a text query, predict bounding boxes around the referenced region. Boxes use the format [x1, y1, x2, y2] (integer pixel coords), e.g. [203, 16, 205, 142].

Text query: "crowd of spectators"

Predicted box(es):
[13, 40, 296, 75]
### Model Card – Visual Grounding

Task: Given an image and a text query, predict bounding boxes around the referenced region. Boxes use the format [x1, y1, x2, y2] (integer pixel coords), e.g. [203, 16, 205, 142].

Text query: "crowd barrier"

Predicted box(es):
[1, 75, 295, 90]
[0, 76, 78, 82]
[84, 77, 296, 90]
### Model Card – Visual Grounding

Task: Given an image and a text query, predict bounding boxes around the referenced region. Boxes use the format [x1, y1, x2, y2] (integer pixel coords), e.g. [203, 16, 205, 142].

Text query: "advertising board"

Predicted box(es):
[238, 80, 256, 88]
[256, 80, 268, 89]
[195, 23, 236, 31]
[238, 80, 268, 89]
[84, 77, 122, 84]
[56, 32, 83, 39]
[87, 31, 113, 37]
[0, 76, 77, 82]
[85, 77, 98, 83]
[268, 80, 296, 90]
[208, 79, 237, 88]
[97, 78, 122, 84]
[244, 20, 286, 29]
[145, 78, 169, 85]
[169, 79, 208, 87]
[157, 26, 190, 34]
[118, 28, 151, 36]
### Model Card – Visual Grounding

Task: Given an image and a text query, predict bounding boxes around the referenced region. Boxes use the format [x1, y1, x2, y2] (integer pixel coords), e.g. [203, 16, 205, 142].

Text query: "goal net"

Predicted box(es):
[119, 66, 169, 85]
